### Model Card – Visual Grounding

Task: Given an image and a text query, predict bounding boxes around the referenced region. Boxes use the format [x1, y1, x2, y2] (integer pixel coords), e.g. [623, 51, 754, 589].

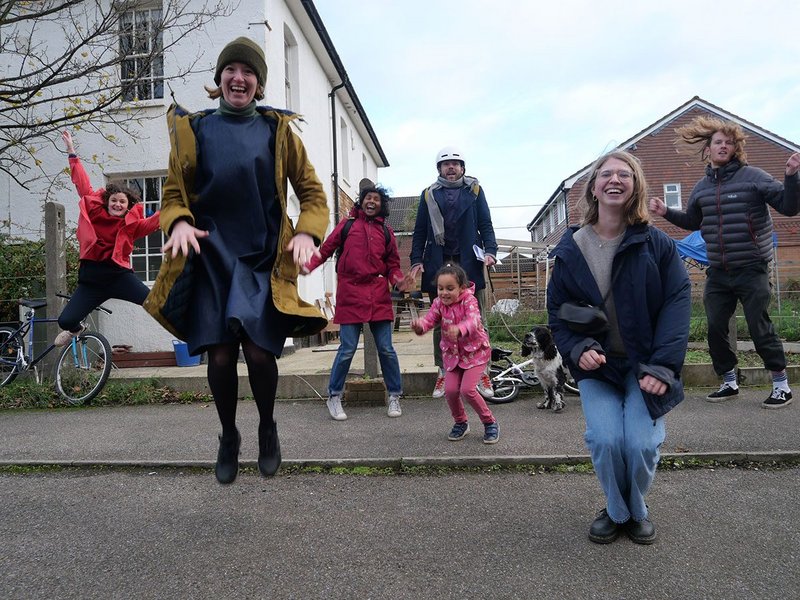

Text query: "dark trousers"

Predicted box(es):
[58, 261, 149, 332]
[704, 264, 786, 374]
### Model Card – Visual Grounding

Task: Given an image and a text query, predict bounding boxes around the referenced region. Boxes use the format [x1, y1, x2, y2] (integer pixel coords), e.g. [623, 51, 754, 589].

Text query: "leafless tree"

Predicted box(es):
[0, 0, 236, 189]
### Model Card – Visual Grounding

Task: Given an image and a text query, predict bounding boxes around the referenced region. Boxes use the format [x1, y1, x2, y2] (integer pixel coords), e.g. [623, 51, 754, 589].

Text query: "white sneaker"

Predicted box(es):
[477, 372, 495, 399]
[54, 325, 85, 347]
[387, 395, 402, 418]
[326, 395, 347, 421]
[432, 371, 445, 398]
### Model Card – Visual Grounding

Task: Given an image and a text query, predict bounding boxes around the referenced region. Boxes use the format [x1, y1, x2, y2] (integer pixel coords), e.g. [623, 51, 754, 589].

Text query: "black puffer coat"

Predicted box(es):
[664, 160, 799, 270]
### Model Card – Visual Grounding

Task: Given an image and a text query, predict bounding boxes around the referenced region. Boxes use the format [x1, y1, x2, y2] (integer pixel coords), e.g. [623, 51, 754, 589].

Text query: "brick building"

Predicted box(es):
[527, 97, 800, 290]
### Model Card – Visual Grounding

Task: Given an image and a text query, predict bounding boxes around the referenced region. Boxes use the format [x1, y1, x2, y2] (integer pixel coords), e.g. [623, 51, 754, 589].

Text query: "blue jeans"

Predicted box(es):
[328, 321, 403, 396]
[579, 371, 666, 524]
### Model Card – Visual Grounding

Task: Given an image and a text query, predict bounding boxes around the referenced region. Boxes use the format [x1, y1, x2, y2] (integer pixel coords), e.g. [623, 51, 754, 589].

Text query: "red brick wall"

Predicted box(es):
[548, 106, 800, 286]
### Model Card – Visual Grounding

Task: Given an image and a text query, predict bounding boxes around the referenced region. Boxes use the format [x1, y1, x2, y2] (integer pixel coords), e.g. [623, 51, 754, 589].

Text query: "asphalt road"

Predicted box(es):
[1, 467, 798, 600]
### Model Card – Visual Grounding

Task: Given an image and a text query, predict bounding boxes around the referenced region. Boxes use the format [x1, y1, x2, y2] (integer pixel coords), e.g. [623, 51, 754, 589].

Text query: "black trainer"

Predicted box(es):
[258, 419, 282, 477]
[215, 429, 241, 485]
[706, 383, 739, 402]
[762, 389, 793, 410]
[588, 509, 623, 544]
[626, 517, 657, 544]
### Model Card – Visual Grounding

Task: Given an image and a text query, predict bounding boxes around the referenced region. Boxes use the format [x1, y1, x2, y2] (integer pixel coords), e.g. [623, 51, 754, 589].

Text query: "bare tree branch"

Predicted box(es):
[0, 0, 238, 189]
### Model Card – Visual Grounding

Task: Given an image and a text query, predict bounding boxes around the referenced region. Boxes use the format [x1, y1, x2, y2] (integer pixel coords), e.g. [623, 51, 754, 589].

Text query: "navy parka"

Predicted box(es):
[547, 224, 691, 419]
[410, 184, 498, 295]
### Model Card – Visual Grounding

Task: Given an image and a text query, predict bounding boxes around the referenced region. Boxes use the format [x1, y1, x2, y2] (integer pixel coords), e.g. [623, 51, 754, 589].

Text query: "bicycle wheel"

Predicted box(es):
[487, 366, 520, 404]
[55, 331, 112, 405]
[564, 368, 580, 395]
[0, 326, 22, 386]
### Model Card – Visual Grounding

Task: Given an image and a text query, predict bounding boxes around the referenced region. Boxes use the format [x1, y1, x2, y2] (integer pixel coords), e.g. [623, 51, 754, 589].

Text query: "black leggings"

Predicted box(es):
[207, 338, 279, 438]
[58, 263, 150, 332]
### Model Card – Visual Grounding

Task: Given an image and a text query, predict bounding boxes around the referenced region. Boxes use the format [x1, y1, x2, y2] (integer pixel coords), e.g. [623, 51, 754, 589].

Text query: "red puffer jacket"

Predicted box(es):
[305, 209, 403, 324]
[70, 156, 160, 270]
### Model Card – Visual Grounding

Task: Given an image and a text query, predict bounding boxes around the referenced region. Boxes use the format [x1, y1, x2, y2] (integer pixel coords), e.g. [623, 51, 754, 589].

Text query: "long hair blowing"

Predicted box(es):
[675, 115, 748, 164]
[581, 150, 649, 226]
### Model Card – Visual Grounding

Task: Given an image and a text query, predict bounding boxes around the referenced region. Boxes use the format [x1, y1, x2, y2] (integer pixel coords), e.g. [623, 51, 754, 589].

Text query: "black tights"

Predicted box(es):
[206, 339, 278, 438]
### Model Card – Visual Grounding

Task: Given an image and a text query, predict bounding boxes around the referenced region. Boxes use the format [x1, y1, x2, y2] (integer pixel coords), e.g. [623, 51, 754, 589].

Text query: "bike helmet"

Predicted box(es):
[435, 146, 465, 167]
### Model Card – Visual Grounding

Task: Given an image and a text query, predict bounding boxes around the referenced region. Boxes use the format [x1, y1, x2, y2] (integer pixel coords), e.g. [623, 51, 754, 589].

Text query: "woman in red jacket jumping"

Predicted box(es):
[303, 180, 412, 420]
[54, 131, 160, 346]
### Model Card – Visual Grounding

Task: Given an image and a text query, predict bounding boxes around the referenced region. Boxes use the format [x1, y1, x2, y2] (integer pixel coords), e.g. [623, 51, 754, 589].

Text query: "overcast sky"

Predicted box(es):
[314, 0, 800, 241]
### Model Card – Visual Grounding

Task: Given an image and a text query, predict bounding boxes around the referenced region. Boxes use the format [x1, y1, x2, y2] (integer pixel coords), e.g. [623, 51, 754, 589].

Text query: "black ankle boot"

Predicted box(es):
[215, 429, 241, 484]
[258, 420, 281, 477]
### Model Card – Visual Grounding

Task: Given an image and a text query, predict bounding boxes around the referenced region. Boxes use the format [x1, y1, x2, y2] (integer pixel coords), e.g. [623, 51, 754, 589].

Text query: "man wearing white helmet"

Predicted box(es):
[410, 146, 498, 399]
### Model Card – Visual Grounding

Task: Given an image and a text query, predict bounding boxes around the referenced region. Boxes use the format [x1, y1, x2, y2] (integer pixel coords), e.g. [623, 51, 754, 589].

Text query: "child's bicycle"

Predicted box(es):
[487, 347, 580, 404]
[0, 294, 113, 405]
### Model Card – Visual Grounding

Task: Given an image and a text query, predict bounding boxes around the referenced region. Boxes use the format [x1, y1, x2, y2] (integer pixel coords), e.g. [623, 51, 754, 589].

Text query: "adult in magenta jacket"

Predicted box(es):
[55, 130, 160, 346]
[304, 181, 409, 420]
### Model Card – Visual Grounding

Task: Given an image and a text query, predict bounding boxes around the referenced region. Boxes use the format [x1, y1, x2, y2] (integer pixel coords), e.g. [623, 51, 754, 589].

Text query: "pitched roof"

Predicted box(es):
[386, 195, 418, 233]
[526, 96, 800, 230]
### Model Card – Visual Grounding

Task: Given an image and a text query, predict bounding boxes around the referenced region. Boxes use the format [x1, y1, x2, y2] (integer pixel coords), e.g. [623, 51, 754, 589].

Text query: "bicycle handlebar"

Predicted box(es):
[55, 292, 113, 315]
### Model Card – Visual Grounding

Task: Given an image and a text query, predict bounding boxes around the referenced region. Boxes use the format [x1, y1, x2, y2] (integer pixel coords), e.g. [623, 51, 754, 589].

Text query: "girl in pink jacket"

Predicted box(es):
[411, 263, 499, 444]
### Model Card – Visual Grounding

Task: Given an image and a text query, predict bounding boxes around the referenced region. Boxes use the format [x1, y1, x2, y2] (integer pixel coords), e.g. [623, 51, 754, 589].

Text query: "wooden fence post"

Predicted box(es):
[44, 202, 67, 375]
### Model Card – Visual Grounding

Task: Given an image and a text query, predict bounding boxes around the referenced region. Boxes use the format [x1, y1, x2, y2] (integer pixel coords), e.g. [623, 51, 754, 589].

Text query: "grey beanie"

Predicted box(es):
[214, 37, 268, 87]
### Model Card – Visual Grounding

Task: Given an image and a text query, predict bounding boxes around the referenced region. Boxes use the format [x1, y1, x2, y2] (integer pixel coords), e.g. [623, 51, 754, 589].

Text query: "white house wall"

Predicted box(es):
[0, 0, 383, 352]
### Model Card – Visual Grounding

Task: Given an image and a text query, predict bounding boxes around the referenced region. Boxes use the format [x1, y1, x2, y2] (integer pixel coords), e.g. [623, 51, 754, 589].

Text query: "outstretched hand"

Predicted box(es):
[787, 153, 800, 177]
[443, 324, 460, 342]
[410, 319, 424, 335]
[395, 272, 415, 292]
[286, 232, 321, 266]
[649, 196, 667, 217]
[61, 130, 75, 154]
[162, 220, 209, 259]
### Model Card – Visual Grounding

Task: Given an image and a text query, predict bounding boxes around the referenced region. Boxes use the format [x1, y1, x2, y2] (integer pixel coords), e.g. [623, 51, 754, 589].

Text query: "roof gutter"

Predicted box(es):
[329, 80, 346, 224]
[300, 0, 389, 168]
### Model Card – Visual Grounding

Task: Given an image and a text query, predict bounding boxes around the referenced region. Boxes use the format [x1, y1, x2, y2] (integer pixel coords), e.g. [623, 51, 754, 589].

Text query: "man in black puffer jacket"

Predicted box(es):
[650, 115, 800, 409]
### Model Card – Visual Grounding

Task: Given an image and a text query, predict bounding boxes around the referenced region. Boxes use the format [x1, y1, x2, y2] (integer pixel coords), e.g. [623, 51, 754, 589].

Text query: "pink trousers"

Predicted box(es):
[444, 363, 495, 424]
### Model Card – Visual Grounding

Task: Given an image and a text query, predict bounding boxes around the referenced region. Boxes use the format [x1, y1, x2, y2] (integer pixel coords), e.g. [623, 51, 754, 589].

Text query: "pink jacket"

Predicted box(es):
[417, 283, 491, 371]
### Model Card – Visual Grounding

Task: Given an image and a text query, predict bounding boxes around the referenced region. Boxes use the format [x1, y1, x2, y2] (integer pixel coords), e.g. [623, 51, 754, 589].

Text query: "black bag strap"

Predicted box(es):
[335, 218, 391, 268]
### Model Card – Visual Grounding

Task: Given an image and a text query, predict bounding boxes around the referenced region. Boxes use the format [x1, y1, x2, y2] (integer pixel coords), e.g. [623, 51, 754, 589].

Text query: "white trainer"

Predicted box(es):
[326, 395, 347, 421]
[387, 395, 402, 418]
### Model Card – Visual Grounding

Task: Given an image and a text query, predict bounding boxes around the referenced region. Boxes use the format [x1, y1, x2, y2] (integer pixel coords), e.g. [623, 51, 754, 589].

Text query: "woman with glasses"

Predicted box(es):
[547, 150, 691, 545]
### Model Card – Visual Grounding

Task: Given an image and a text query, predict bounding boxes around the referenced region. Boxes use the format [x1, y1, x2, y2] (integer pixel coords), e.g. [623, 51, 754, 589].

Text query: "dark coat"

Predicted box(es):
[305, 209, 403, 324]
[547, 224, 691, 419]
[664, 160, 799, 270]
[410, 182, 497, 294]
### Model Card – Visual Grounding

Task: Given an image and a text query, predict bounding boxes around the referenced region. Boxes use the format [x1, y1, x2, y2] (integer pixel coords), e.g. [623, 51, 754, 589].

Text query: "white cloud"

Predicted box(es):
[315, 0, 800, 240]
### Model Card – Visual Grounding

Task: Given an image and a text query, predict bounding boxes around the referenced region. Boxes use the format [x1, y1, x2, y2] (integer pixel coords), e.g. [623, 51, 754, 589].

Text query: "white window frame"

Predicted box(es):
[664, 183, 682, 209]
[339, 118, 350, 185]
[125, 174, 166, 284]
[557, 195, 566, 223]
[119, 4, 164, 102]
[283, 25, 299, 111]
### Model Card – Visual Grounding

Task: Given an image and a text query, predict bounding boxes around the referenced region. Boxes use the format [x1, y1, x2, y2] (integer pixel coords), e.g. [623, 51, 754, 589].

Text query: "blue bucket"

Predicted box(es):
[173, 340, 201, 367]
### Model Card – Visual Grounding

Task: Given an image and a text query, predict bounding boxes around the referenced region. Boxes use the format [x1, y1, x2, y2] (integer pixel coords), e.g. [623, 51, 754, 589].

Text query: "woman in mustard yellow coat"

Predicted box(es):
[145, 37, 328, 485]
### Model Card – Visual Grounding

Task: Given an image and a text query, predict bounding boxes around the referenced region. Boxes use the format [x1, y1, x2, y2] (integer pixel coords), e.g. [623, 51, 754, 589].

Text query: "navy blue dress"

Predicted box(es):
[185, 111, 288, 356]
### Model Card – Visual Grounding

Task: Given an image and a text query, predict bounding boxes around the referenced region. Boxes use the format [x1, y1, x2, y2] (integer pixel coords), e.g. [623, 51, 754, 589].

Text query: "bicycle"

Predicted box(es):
[487, 346, 580, 404]
[0, 294, 113, 405]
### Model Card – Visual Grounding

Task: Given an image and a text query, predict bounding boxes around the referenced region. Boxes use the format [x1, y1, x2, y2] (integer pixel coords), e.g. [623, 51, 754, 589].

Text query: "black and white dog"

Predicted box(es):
[520, 325, 567, 412]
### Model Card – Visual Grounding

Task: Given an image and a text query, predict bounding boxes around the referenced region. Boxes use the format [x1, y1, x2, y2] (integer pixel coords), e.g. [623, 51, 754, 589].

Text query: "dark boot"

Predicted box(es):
[215, 429, 241, 485]
[258, 419, 281, 477]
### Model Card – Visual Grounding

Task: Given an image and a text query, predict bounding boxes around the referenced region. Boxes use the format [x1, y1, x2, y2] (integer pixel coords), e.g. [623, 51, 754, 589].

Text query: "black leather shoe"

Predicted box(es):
[258, 420, 281, 477]
[626, 517, 657, 544]
[589, 509, 623, 544]
[215, 429, 241, 485]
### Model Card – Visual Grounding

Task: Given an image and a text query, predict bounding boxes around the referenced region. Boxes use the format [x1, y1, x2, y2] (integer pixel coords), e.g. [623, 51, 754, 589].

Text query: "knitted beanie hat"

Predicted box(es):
[214, 37, 268, 87]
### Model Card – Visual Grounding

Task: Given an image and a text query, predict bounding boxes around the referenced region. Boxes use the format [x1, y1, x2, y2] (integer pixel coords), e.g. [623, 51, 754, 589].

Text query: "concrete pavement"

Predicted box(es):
[1, 386, 797, 469]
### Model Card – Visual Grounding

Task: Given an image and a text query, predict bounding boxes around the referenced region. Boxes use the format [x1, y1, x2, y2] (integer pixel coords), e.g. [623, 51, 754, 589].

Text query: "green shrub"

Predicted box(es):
[0, 236, 80, 323]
